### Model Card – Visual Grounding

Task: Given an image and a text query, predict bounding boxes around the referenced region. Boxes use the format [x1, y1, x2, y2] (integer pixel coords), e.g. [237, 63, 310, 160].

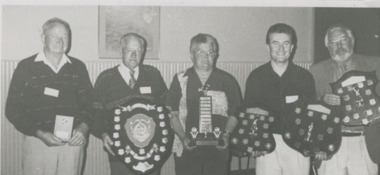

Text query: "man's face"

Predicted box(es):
[327, 29, 354, 62]
[42, 23, 69, 55]
[121, 37, 143, 70]
[267, 33, 294, 64]
[191, 42, 216, 72]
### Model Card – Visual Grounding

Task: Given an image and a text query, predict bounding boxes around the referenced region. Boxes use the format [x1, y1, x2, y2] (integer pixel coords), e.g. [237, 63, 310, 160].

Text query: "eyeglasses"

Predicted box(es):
[193, 50, 216, 58]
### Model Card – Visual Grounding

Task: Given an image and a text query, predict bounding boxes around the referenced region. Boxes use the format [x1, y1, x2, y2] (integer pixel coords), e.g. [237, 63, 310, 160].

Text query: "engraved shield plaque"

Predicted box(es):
[282, 98, 342, 157]
[110, 97, 174, 174]
[230, 108, 276, 154]
[331, 70, 380, 126]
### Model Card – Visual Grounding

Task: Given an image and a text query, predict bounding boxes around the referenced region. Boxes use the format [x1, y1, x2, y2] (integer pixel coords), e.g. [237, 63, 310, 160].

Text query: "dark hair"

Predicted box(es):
[265, 23, 297, 45]
[189, 33, 219, 54]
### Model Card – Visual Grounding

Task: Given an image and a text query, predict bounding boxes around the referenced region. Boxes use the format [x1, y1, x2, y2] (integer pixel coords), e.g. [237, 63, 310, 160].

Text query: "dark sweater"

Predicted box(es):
[5, 54, 94, 136]
[91, 64, 168, 138]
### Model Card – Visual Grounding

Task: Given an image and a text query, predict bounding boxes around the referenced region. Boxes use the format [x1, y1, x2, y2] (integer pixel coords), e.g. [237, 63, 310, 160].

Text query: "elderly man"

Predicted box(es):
[5, 17, 93, 175]
[243, 23, 316, 175]
[166, 33, 242, 175]
[92, 33, 167, 175]
[310, 24, 380, 175]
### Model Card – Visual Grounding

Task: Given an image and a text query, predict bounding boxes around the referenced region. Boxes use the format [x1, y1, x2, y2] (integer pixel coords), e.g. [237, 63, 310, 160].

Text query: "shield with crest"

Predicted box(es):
[282, 98, 342, 157]
[331, 70, 380, 126]
[110, 97, 174, 174]
[230, 108, 276, 154]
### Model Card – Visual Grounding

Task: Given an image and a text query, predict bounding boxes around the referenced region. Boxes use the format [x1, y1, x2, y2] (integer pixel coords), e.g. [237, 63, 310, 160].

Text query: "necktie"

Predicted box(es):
[129, 70, 136, 89]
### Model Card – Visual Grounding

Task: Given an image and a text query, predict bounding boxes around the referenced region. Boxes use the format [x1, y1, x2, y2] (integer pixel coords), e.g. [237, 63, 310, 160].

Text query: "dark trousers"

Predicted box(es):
[175, 147, 230, 175]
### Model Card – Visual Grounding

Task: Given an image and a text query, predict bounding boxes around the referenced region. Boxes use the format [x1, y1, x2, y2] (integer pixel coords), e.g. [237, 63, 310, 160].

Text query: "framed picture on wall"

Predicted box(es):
[99, 6, 160, 59]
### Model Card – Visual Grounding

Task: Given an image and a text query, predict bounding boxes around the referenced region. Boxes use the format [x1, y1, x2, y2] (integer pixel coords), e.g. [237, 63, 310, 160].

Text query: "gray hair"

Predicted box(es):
[189, 33, 219, 54]
[42, 17, 71, 35]
[120, 33, 146, 52]
[324, 24, 355, 47]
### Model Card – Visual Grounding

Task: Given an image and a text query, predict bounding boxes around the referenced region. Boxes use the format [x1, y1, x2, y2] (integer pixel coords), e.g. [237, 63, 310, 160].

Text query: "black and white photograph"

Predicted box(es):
[1, 1, 380, 175]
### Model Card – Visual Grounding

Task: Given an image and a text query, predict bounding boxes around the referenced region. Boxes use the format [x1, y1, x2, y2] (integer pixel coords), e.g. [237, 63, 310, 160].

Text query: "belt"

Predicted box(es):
[341, 132, 364, 137]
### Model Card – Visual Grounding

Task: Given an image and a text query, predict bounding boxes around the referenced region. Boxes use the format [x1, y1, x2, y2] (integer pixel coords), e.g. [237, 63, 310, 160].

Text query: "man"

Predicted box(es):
[243, 23, 316, 175]
[310, 24, 380, 175]
[166, 33, 242, 175]
[5, 17, 93, 175]
[92, 33, 167, 175]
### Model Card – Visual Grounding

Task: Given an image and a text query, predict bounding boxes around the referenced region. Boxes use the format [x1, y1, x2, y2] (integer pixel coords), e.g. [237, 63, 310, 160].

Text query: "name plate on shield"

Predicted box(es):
[331, 70, 380, 126]
[230, 108, 276, 154]
[110, 97, 174, 174]
[282, 97, 342, 157]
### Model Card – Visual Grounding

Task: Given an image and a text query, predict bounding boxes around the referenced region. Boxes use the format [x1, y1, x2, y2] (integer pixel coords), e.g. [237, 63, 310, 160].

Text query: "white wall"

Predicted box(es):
[2, 6, 314, 62]
[160, 7, 314, 62]
[2, 5, 99, 61]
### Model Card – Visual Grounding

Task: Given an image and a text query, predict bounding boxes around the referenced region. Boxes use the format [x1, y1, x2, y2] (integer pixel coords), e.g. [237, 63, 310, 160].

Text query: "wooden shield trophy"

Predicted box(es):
[110, 97, 174, 174]
[282, 97, 342, 157]
[230, 108, 276, 154]
[331, 70, 380, 126]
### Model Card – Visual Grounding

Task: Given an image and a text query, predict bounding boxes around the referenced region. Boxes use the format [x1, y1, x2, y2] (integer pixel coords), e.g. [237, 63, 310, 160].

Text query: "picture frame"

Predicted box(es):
[98, 6, 160, 59]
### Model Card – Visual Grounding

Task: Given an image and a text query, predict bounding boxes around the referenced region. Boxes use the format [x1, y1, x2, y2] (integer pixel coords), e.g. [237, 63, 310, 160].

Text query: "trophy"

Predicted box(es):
[331, 70, 380, 126]
[230, 108, 276, 154]
[189, 84, 223, 146]
[54, 115, 74, 141]
[110, 97, 174, 174]
[282, 97, 342, 157]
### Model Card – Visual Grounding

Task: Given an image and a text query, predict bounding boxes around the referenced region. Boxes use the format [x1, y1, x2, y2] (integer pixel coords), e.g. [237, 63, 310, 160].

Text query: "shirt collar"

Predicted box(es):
[34, 52, 71, 73]
[118, 63, 139, 75]
[118, 63, 139, 86]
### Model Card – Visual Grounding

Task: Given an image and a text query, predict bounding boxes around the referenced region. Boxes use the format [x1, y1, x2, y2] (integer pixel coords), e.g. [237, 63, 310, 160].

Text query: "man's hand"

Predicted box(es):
[182, 136, 196, 151]
[102, 133, 115, 156]
[216, 132, 230, 151]
[36, 130, 65, 147]
[323, 94, 341, 106]
[69, 122, 89, 146]
[250, 151, 268, 158]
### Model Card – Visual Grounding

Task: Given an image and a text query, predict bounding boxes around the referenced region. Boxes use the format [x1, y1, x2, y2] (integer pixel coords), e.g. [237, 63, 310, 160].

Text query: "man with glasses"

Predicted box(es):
[166, 33, 242, 175]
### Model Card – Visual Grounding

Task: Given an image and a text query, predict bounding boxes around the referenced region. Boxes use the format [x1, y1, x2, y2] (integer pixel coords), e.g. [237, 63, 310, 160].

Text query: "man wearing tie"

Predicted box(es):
[92, 33, 167, 175]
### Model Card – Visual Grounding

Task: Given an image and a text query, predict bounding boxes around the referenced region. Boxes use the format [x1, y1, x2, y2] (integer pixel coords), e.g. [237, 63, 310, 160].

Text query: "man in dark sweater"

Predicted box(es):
[5, 17, 93, 175]
[92, 33, 167, 175]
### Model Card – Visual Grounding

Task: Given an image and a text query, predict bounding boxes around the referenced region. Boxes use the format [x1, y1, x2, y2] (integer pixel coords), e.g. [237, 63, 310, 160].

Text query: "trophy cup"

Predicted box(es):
[189, 84, 223, 146]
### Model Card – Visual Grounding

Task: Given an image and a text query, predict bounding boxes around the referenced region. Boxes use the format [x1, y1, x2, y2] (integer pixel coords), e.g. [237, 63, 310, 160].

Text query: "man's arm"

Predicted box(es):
[170, 111, 196, 150]
[5, 63, 39, 136]
[217, 74, 242, 150]
[243, 72, 263, 109]
[69, 62, 93, 146]
[154, 68, 168, 102]
[166, 74, 196, 150]
[90, 71, 115, 154]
